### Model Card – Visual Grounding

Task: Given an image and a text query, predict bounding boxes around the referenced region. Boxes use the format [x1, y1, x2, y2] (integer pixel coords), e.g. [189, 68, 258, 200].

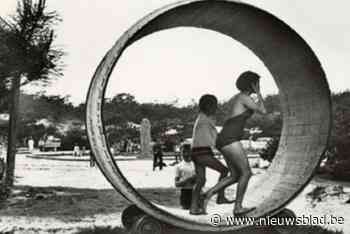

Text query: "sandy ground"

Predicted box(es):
[0, 154, 349, 234]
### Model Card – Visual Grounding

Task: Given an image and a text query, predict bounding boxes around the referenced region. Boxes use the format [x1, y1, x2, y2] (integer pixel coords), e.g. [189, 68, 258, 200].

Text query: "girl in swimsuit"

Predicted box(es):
[202, 71, 267, 216]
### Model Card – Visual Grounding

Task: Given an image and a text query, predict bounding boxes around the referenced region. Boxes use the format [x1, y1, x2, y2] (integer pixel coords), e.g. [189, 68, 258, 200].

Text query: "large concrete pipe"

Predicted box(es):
[85, 0, 331, 231]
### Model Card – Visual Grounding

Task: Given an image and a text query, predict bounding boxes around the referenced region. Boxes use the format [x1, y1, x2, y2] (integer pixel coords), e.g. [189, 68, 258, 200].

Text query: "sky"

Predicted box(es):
[0, 1, 349, 106]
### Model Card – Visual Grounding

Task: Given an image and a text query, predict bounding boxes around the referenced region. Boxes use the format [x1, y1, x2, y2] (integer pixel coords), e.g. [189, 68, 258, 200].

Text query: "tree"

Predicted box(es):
[320, 91, 350, 180]
[19, 94, 75, 123]
[0, 0, 63, 190]
[103, 93, 140, 126]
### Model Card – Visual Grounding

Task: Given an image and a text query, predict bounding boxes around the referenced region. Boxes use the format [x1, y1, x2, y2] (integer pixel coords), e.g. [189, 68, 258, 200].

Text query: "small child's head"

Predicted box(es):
[182, 144, 192, 162]
[183, 153, 191, 162]
[199, 94, 218, 116]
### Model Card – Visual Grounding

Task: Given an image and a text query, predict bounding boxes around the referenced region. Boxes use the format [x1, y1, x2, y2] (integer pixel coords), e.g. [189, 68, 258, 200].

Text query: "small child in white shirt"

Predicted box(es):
[175, 144, 196, 209]
[190, 94, 232, 215]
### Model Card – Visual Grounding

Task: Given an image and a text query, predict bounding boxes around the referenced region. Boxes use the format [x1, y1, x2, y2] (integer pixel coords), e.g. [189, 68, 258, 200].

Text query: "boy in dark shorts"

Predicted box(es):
[190, 94, 234, 215]
[174, 144, 196, 209]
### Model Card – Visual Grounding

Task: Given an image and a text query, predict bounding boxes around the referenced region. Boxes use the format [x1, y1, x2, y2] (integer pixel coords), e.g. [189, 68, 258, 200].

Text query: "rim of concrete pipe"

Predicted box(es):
[85, 0, 331, 231]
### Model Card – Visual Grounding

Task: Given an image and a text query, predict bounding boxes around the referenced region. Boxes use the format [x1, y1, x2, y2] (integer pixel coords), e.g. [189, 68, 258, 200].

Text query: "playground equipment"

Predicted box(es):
[85, 0, 331, 232]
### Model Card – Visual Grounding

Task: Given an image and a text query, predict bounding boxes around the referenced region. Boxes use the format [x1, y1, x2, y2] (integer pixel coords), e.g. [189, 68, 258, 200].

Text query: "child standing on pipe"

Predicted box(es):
[190, 94, 233, 215]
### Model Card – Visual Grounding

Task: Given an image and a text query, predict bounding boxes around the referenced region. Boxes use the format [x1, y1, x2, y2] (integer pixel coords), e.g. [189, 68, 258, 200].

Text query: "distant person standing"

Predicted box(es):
[73, 143, 80, 157]
[126, 139, 133, 153]
[122, 139, 128, 152]
[28, 137, 34, 153]
[38, 138, 45, 151]
[90, 150, 96, 167]
[153, 138, 164, 171]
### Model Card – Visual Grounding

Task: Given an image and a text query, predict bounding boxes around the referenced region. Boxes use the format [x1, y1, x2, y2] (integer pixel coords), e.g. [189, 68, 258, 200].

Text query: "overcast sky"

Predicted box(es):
[1, 1, 349, 106]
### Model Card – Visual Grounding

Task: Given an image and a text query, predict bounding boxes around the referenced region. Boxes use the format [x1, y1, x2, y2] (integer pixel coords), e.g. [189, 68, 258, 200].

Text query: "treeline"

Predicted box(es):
[0, 92, 280, 149]
[103, 93, 282, 146]
[0, 91, 349, 152]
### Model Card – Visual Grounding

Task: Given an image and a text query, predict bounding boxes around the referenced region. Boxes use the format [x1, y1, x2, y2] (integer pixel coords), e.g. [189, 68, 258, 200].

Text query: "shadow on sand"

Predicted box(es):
[74, 225, 343, 234]
[0, 186, 178, 220]
[0, 186, 344, 234]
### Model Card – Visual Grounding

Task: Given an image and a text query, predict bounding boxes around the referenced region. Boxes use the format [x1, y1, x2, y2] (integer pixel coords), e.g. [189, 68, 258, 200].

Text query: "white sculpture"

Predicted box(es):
[140, 118, 152, 158]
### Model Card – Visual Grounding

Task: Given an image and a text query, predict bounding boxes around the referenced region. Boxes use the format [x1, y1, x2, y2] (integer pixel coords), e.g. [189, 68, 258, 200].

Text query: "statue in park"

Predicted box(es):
[140, 118, 152, 158]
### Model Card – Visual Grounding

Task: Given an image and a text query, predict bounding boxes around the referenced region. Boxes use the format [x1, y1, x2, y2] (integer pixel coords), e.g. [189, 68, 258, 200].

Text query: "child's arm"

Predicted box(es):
[174, 166, 182, 187]
[175, 175, 197, 187]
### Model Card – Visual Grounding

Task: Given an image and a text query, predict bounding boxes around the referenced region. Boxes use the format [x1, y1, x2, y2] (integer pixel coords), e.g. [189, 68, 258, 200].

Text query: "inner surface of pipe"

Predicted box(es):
[85, 0, 331, 231]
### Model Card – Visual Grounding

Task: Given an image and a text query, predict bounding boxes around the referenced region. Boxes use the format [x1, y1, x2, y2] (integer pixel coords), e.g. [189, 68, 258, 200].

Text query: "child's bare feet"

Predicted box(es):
[216, 196, 235, 204]
[189, 207, 207, 215]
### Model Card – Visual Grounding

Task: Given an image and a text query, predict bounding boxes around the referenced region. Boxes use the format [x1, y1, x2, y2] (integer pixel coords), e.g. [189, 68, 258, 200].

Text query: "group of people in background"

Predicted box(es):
[174, 71, 266, 216]
[114, 139, 140, 154]
[73, 144, 87, 157]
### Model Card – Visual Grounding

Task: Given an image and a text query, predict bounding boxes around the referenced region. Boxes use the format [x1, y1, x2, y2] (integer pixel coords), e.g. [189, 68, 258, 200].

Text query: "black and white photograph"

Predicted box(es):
[0, 1, 349, 234]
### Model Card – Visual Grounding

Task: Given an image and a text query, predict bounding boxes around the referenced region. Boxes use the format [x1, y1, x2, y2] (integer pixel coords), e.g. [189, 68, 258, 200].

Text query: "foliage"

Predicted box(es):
[6, 90, 350, 158]
[60, 128, 88, 150]
[247, 113, 282, 138]
[0, 0, 64, 85]
[17, 124, 58, 144]
[103, 93, 198, 144]
[320, 91, 350, 180]
[332, 91, 350, 160]
[263, 94, 282, 113]
[0, 0, 64, 125]
[11, 93, 75, 145]
[1, 91, 285, 148]
[102, 93, 283, 144]
[0, 0, 64, 189]
[18, 93, 75, 123]
[0, 80, 10, 111]
[259, 137, 279, 162]
[331, 160, 350, 181]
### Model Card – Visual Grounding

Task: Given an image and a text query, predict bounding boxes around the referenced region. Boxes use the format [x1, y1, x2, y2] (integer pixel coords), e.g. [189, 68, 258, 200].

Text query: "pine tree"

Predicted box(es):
[0, 0, 63, 192]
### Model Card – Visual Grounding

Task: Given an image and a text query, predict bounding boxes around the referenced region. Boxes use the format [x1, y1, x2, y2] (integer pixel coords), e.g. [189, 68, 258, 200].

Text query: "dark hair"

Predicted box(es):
[235, 71, 260, 92]
[182, 144, 191, 152]
[199, 94, 218, 116]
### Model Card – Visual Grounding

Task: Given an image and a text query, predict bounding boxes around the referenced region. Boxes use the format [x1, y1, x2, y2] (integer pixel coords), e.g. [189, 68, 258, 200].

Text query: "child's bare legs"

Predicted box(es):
[221, 141, 255, 215]
[191, 154, 235, 214]
[190, 163, 206, 214]
[204, 160, 239, 203]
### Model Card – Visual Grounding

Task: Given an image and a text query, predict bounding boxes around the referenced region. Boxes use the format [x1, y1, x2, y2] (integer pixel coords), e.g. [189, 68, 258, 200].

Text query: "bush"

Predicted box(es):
[259, 137, 279, 162]
[333, 160, 350, 180]
[60, 129, 88, 150]
[321, 106, 350, 181]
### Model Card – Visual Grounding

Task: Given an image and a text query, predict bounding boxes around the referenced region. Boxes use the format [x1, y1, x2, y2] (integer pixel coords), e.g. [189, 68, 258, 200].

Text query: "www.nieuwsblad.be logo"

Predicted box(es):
[210, 214, 345, 227]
